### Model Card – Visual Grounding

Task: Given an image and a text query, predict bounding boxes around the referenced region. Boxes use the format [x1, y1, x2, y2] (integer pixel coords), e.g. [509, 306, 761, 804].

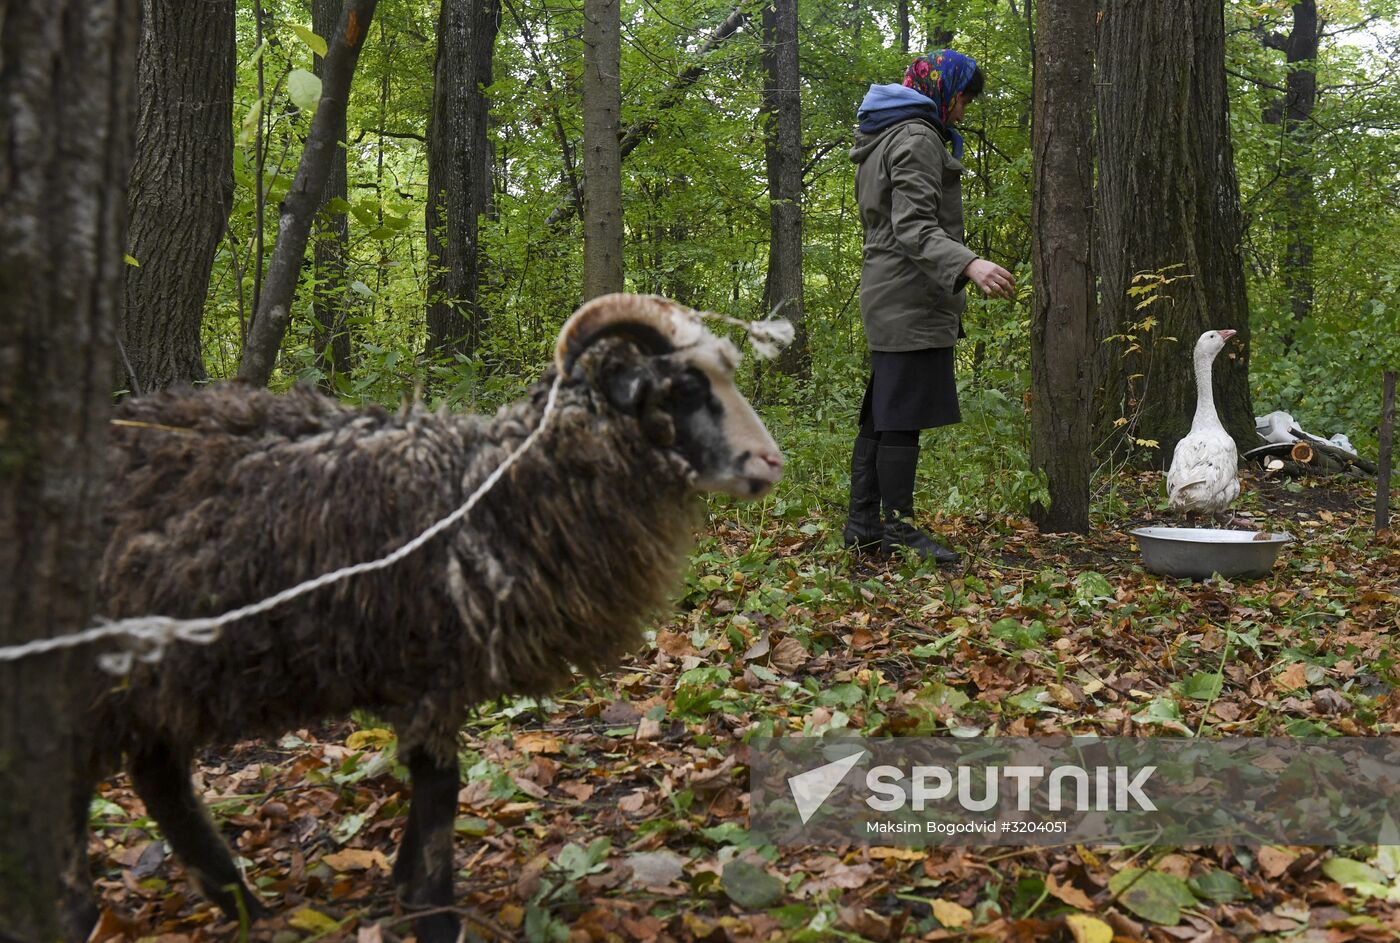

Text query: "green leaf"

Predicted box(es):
[287, 68, 322, 113]
[1109, 868, 1196, 925]
[290, 24, 328, 57]
[1172, 672, 1222, 702]
[1323, 857, 1387, 888]
[1188, 869, 1248, 902]
[814, 682, 863, 708]
[722, 859, 783, 909]
[1074, 571, 1115, 606]
[324, 197, 353, 215]
[1004, 686, 1049, 714]
[989, 617, 1046, 650]
[123, 253, 140, 267]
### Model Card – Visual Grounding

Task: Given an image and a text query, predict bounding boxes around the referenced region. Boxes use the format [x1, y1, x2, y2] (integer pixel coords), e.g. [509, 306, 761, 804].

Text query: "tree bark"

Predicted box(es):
[312, 0, 354, 384]
[120, 0, 235, 394]
[426, 0, 500, 357]
[0, 1, 138, 938]
[1030, 0, 1095, 532]
[581, 0, 624, 299]
[1378, 371, 1396, 535]
[1094, 0, 1255, 461]
[761, 0, 808, 376]
[238, 0, 378, 387]
[1260, 1, 1319, 349]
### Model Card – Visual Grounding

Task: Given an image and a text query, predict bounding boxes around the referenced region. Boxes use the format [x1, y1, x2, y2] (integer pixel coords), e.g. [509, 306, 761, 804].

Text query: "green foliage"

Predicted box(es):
[190, 0, 1400, 519]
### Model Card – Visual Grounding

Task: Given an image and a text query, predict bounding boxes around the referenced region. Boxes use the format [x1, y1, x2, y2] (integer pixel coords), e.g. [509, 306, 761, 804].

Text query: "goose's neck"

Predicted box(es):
[1192, 350, 1220, 432]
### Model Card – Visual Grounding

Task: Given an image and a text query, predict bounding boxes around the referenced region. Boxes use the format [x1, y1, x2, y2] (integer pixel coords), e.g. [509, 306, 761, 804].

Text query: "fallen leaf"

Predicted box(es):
[722, 859, 783, 909]
[1065, 913, 1113, 943]
[931, 899, 973, 929]
[868, 846, 927, 862]
[1275, 662, 1310, 693]
[1047, 873, 1096, 910]
[627, 850, 687, 887]
[513, 731, 561, 754]
[288, 908, 341, 933]
[770, 637, 808, 674]
[321, 848, 391, 872]
[1258, 845, 1299, 878]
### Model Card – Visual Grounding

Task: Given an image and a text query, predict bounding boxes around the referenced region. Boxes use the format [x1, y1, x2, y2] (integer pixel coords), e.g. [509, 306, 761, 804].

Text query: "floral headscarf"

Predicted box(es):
[903, 49, 977, 157]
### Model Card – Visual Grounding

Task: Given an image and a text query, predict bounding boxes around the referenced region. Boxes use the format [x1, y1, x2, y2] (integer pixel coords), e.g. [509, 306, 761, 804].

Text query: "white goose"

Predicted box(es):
[1167, 330, 1240, 517]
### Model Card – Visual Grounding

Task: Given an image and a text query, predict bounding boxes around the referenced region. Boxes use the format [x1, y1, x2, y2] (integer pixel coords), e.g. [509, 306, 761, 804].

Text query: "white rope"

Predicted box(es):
[0, 374, 567, 675]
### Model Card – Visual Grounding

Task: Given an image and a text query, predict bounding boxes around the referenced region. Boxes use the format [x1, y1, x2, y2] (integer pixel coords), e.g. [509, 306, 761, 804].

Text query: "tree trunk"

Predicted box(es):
[120, 0, 234, 394]
[1029, 0, 1095, 533]
[426, 0, 499, 357]
[1094, 0, 1255, 461]
[761, 0, 808, 376]
[1260, 1, 1319, 349]
[581, 0, 624, 299]
[238, 0, 378, 387]
[0, 1, 138, 938]
[897, 0, 910, 54]
[313, 0, 354, 384]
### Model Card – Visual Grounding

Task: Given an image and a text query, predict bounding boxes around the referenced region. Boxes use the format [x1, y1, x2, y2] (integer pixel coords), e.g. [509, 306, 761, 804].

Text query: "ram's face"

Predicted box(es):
[656, 340, 784, 499]
[557, 293, 785, 499]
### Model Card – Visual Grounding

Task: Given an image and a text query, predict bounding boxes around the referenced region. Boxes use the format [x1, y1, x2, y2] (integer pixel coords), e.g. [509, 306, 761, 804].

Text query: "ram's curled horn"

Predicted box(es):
[554, 293, 706, 373]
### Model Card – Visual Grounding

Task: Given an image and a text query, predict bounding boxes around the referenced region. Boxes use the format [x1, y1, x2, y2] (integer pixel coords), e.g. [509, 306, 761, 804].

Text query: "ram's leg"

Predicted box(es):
[59, 779, 99, 943]
[128, 741, 267, 921]
[393, 746, 461, 943]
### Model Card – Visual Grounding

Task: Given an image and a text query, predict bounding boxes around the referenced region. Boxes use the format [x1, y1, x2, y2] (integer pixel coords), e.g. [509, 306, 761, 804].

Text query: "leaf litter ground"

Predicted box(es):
[88, 471, 1400, 942]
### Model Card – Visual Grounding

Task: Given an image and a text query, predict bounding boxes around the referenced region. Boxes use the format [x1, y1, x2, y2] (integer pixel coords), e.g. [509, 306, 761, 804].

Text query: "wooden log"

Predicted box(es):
[1378, 370, 1396, 535]
[1291, 441, 1315, 463]
[1304, 436, 1379, 475]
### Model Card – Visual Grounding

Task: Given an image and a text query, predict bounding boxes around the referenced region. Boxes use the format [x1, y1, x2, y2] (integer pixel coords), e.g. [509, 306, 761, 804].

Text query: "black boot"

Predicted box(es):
[876, 444, 961, 565]
[843, 437, 883, 552]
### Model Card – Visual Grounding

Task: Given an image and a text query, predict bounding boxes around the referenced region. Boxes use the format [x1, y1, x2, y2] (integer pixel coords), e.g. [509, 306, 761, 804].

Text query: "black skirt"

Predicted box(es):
[860, 347, 961, 432]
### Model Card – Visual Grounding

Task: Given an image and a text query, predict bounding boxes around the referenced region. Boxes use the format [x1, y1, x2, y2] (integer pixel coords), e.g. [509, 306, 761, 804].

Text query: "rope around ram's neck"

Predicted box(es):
[0, 309, 793, 675]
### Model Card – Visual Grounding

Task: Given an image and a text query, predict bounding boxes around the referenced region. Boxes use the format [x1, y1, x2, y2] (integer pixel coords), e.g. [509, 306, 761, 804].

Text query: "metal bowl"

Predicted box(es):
[1129, 527, 1294, 580]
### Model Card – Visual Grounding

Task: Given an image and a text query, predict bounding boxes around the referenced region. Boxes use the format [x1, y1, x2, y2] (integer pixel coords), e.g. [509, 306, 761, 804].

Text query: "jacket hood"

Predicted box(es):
[850, 83, 945, 163]
[856, 83, 938, 124]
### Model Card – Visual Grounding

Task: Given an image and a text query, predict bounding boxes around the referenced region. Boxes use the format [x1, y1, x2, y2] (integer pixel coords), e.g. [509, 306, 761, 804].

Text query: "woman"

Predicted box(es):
[843, 49, 1015, 564]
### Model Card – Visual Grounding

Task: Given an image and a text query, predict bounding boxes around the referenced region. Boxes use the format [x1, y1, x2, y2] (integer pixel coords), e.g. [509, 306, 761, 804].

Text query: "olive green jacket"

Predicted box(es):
[851, 118, 978, 351]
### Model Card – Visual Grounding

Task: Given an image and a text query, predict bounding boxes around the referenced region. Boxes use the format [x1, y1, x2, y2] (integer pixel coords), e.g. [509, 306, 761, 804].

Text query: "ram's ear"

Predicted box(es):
[555, 293, 691, 374]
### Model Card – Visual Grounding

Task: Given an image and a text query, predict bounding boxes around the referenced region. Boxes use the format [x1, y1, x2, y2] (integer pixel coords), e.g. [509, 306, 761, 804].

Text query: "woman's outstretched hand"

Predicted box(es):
[964, 258, 1016, 299]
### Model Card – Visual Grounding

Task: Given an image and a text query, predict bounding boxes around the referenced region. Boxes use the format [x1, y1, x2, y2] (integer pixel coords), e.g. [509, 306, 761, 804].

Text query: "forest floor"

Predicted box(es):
[88, 470, 1400, 943]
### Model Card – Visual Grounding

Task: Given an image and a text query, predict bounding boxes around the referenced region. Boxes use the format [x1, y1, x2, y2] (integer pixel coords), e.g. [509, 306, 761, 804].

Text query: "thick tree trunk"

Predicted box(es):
[1261, 1, 1319, 349]
[0, 1, 138, 938]
[120, 0, 234, 394]
[238, 0, 378, 387]
[1030, 0, 1095, 533]
[313, 0, 354, 383]
[761, 0, 808, 377]
[426, 0, 500, 357]
[1094, 0, 1255, 461]
[581, 0, 624, 299]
